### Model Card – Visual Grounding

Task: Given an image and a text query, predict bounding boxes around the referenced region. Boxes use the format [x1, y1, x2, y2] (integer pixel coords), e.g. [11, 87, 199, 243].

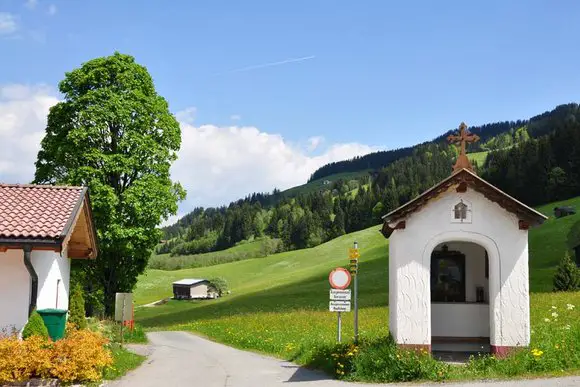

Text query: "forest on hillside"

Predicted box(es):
[159, 103, 580, 257]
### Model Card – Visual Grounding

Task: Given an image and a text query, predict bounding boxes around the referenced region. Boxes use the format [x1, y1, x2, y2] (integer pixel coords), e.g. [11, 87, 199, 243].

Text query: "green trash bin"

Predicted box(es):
[37, 309, 68, 341]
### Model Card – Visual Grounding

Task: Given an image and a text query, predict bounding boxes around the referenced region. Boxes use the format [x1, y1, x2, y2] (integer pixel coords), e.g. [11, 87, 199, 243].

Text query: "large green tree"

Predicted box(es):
[34, 52, 185, 315]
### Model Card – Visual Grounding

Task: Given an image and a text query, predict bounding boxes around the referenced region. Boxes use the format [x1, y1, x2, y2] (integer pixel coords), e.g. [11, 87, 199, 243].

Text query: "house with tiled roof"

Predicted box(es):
[0, 184, 98, 333]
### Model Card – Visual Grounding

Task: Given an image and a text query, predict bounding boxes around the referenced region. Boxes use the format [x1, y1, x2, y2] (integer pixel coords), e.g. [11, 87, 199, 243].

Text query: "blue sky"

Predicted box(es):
[1, 0, 579, 215]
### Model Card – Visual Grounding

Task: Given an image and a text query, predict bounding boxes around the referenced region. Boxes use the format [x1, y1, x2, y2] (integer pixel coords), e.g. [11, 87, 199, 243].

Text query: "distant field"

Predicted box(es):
[529, 196, 580, 291]
[148, 237, 280, 271]
[467, 151, 489, 166]
[281, 171, 370, 197]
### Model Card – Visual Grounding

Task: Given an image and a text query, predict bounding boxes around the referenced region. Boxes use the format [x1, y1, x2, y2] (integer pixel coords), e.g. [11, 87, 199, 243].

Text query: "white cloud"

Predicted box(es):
[171, 119, 377, 215]
[0, 84, 59, 183]
[47, 4, 57, 15]
[230, 114, 241, 121]
[0, 13, 18, 35]
[24, 0, 38, 10]
[175, 107, 196, 124]
[0, 87, 379, 224]
[307, 136, 324, 151]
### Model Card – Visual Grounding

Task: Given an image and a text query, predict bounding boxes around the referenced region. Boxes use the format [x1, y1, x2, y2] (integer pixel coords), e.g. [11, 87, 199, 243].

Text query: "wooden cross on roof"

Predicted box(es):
[447, 122, 480, 173]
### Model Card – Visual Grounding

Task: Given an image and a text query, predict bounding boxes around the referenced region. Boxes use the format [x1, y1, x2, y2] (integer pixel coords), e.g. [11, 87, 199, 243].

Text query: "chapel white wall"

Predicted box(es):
[389, 187, 530, 348]
[431, 304, 490, 337]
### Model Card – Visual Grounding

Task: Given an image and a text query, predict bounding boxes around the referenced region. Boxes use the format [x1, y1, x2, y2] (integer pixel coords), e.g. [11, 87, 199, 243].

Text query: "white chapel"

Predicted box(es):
[381, 123, 547, 357]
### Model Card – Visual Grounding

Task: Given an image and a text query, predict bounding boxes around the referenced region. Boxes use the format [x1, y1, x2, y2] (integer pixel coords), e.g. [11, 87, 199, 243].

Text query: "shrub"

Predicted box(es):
[0, 336, 52, 383]
[208, 277, 229, 296]
[50, 329, 113, 383]
[305, 335, 449, 382]
[68, 283, 87, 329]
[553, 252, 580, 291]
[351, 337, 449, 382]
[0, 329, 113, 384]
[22, 310, 49, 340]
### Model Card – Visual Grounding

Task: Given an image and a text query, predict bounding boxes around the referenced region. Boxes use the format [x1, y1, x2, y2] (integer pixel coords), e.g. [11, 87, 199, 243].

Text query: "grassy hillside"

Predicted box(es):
[529, 196, 580, 290]
[138, 195, 580, 305]
[136, 226, 385, 306]
[281, 171, 370, 198]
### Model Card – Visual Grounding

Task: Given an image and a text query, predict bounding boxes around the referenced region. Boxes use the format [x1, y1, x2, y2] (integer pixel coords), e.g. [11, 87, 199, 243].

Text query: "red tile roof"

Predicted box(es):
[0, 184, 86, 240]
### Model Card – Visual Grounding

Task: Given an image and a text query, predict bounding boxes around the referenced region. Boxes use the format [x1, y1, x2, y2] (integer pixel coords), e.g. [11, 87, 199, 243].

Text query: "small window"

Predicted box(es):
[431, 246, 466, 302]
[454, 201, 468, 220]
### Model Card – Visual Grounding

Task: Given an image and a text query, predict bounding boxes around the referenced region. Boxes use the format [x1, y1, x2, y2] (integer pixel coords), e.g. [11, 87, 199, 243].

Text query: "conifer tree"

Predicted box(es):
[553, 252, 580, 291]
[22, 310, 49, 339]
[68, 283, 87, 329]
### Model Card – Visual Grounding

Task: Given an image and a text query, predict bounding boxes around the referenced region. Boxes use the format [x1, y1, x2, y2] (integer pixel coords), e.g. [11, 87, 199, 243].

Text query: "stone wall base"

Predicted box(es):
[491, 345, 523, 358]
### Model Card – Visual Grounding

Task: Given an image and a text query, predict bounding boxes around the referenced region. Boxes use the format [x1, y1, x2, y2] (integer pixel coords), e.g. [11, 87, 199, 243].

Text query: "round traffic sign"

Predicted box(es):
[329, 268, 351, 290]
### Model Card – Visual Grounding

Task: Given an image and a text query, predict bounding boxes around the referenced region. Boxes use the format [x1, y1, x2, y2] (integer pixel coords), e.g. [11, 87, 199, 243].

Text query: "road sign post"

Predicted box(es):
[337, 312, 342, 343]
[329, 268, 352, 343]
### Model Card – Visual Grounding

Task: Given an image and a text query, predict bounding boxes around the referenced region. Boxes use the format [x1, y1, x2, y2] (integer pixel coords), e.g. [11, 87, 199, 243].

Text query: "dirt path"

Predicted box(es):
[106, 331, 580, 387]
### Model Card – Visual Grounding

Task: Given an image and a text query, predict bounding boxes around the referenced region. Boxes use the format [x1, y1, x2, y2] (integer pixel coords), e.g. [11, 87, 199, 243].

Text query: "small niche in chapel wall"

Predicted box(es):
[451, 198, 472, 224]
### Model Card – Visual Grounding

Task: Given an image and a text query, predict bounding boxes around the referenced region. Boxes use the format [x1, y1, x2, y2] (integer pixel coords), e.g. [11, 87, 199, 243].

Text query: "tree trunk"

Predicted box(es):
[103, 282, 116, 318]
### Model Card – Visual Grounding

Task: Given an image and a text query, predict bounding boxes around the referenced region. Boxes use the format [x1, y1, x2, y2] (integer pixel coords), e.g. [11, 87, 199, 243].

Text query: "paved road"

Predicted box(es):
[107, 331, 580, 387]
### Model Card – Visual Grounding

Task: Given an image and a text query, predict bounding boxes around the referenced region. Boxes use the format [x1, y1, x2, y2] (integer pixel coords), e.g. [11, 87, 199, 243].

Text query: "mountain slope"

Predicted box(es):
[138, 195, 580, 308]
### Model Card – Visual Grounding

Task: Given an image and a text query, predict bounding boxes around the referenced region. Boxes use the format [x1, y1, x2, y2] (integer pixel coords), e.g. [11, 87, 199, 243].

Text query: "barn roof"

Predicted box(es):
[173, 278, 208, 286]
[0, 184, 98, 259]
[381, 168, 547, 238]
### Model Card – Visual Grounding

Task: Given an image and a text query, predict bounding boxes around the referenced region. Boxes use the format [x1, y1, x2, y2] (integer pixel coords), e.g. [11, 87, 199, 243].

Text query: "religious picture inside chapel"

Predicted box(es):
[431, 246, 466, 302]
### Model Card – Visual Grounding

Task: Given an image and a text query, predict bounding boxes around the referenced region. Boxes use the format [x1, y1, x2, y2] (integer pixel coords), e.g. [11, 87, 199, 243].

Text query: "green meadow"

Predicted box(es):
[134, 196, 580, 382]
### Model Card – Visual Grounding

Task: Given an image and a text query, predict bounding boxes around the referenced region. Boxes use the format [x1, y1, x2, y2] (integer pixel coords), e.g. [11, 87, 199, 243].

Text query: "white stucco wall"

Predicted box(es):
[432, 304, 490, 337]
[0, 248, 71, 333]
[0, 249, 29, 333]
[388, 187, 530, 348]
[32, 248, 71, 311]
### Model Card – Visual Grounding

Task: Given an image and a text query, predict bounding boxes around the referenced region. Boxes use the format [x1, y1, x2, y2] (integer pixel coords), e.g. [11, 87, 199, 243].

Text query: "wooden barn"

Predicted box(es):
[554, 206, 576, 218]
[172, 279, 213, 300]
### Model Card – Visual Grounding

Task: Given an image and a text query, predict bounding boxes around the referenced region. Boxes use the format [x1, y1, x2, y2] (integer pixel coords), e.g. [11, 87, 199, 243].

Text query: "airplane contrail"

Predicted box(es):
[217, 55, 316, 75]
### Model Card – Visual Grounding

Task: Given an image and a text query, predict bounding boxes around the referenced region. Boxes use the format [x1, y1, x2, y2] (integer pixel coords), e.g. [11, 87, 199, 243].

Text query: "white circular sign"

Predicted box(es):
[329, 268, 351, 290]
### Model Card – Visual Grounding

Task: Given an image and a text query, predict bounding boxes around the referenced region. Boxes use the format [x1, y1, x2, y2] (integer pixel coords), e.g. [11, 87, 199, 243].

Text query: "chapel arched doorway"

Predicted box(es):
[430, 241, 490, 356]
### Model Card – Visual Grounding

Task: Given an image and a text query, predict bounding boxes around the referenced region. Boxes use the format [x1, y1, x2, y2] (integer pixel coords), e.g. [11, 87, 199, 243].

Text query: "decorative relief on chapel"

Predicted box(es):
[451, 199, 472, 223]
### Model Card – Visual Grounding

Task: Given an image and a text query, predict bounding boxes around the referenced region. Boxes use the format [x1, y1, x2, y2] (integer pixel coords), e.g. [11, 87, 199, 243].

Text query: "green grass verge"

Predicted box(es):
[102, 344, 146, 380]
[88, 318, 148, 344]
